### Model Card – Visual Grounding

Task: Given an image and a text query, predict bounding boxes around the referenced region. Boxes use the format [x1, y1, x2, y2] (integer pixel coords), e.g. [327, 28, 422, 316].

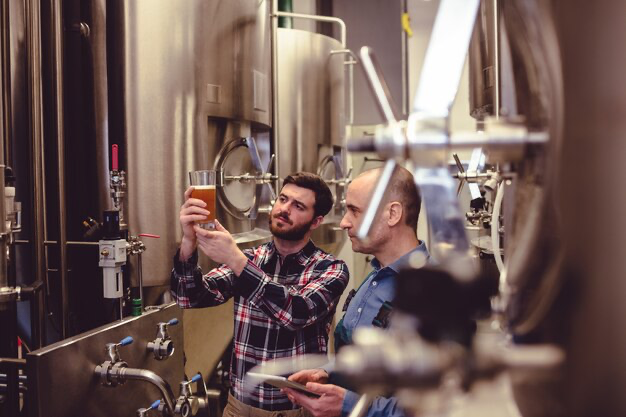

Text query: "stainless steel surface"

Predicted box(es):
[90, 0, 111, 213]
[274, 28, 347, 254]
[27, 303, 185, 417]
[202, 2, 271, 125]
[111, 0, 272, 287]
[25, 0, 47, 346]
[329, 49, 357, 125]
[50, 0, 69, 339]
[275, 28, 345, 180]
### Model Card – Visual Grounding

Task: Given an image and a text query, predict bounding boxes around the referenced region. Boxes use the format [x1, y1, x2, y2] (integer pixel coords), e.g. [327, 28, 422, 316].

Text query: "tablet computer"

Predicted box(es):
[247, 372, 321, 398]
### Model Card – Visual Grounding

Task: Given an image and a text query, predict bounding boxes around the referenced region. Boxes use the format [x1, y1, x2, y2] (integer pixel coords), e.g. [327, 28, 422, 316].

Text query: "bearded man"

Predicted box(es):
[171, 172, 349, 416]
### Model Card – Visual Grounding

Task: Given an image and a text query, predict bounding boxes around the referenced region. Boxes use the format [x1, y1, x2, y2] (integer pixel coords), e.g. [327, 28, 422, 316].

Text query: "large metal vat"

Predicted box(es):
[275, 28, 347, 253]
[109, 0, 273, 291]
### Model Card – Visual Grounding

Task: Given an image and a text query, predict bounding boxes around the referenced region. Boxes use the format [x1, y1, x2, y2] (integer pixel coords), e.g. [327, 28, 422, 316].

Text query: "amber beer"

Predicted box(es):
[191, 185, 216, 228]
[189, 170, 217, 230]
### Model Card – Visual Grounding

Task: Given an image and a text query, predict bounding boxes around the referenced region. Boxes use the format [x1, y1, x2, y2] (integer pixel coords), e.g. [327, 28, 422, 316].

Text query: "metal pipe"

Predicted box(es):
[14, 239, 100, 246]
[90, 0, 112, 213]
[330, 49, 358, 125]
[117, 367, 176, 413]
[272, 11, 347, 48]
[137, 252, 144, 311]
[349, 60, 354, 125]
[25, 0, 47, 348]
[493, 0, 500, 118]
[51, 0, 69, 338]
[271, 0, 280, 183]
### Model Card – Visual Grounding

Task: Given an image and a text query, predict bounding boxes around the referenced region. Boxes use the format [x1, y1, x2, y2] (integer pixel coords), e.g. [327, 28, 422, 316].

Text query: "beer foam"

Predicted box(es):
[192, 185, 216, 190]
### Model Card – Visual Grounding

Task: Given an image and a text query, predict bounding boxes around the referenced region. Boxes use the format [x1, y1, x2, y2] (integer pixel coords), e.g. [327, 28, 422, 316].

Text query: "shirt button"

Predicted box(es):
[357, 307, 362, 313]
[372, 281, 378, 286]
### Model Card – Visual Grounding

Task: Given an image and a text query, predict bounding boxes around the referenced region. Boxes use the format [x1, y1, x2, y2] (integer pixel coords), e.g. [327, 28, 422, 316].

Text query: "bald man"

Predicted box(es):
[283, 166, 429, 417]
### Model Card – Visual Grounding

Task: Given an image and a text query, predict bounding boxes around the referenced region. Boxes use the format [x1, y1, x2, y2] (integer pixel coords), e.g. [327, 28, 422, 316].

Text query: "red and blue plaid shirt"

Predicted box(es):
[171, 240, 349, 411]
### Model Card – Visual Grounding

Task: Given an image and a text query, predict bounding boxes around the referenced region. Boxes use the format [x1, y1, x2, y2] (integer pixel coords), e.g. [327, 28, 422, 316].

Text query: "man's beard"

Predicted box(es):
[269, 215, 315, 241]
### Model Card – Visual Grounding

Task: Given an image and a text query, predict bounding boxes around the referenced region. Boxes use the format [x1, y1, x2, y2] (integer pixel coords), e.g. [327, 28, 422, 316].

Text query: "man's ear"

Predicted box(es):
[309, 215, 325, 231]
[387, 202, 403, 227]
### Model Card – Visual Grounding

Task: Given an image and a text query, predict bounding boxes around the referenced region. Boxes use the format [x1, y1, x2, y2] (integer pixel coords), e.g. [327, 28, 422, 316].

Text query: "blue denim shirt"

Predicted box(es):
[336, 242, 429, 417]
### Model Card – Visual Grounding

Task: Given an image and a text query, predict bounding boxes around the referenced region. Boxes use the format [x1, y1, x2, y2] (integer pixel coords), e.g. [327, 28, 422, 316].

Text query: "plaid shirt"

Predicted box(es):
[171, 240, 349, 411]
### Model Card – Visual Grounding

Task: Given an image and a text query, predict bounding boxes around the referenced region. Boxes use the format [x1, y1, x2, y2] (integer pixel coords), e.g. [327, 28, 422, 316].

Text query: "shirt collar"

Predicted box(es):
[370, 241, 430, 273]
[267, 239, 317, 265]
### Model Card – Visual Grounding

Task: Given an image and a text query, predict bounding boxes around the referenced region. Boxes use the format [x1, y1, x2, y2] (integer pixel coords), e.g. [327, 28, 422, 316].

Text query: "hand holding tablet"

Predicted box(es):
[247, 372, 321, 398]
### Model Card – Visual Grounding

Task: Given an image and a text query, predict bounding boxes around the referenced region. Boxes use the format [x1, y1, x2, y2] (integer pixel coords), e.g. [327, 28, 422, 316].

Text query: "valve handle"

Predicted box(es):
[112, 144, 119, 171]
[190, 373, 202, 383]
[138, 233, 160, 239]
[150, 400, 161, 410]
[119, 336, 134, 346]
[168, 318, 179, 326]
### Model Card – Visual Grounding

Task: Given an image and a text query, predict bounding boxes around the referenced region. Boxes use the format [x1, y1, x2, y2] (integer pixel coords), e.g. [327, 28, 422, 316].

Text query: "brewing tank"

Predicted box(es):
[275, 28, 347, 253]
[108, 0, 273, 290]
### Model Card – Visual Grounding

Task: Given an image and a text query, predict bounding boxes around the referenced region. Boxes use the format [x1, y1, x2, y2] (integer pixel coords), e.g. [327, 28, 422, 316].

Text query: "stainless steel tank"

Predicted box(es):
[275, 27, 347, 254]
[109, 0, 273, 290]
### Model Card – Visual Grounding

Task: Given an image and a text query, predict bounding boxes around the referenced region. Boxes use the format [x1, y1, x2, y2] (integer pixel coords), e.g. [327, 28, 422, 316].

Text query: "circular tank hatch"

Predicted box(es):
[317, 154, 341, 207]
[214, 138, 262, 220]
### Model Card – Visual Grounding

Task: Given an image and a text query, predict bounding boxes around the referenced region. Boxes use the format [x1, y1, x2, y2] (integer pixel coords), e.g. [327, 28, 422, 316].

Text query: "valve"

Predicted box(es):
[172, 374, 203, 417]
[147, 318, 178, 360]
[110, 144, 127, 227]
[137, 399, 161, 417]
[95, 336, 133, 387]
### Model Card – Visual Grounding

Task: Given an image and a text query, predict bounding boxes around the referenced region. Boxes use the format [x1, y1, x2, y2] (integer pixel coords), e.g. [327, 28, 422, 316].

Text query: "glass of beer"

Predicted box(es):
[189, 170, 217, 230]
